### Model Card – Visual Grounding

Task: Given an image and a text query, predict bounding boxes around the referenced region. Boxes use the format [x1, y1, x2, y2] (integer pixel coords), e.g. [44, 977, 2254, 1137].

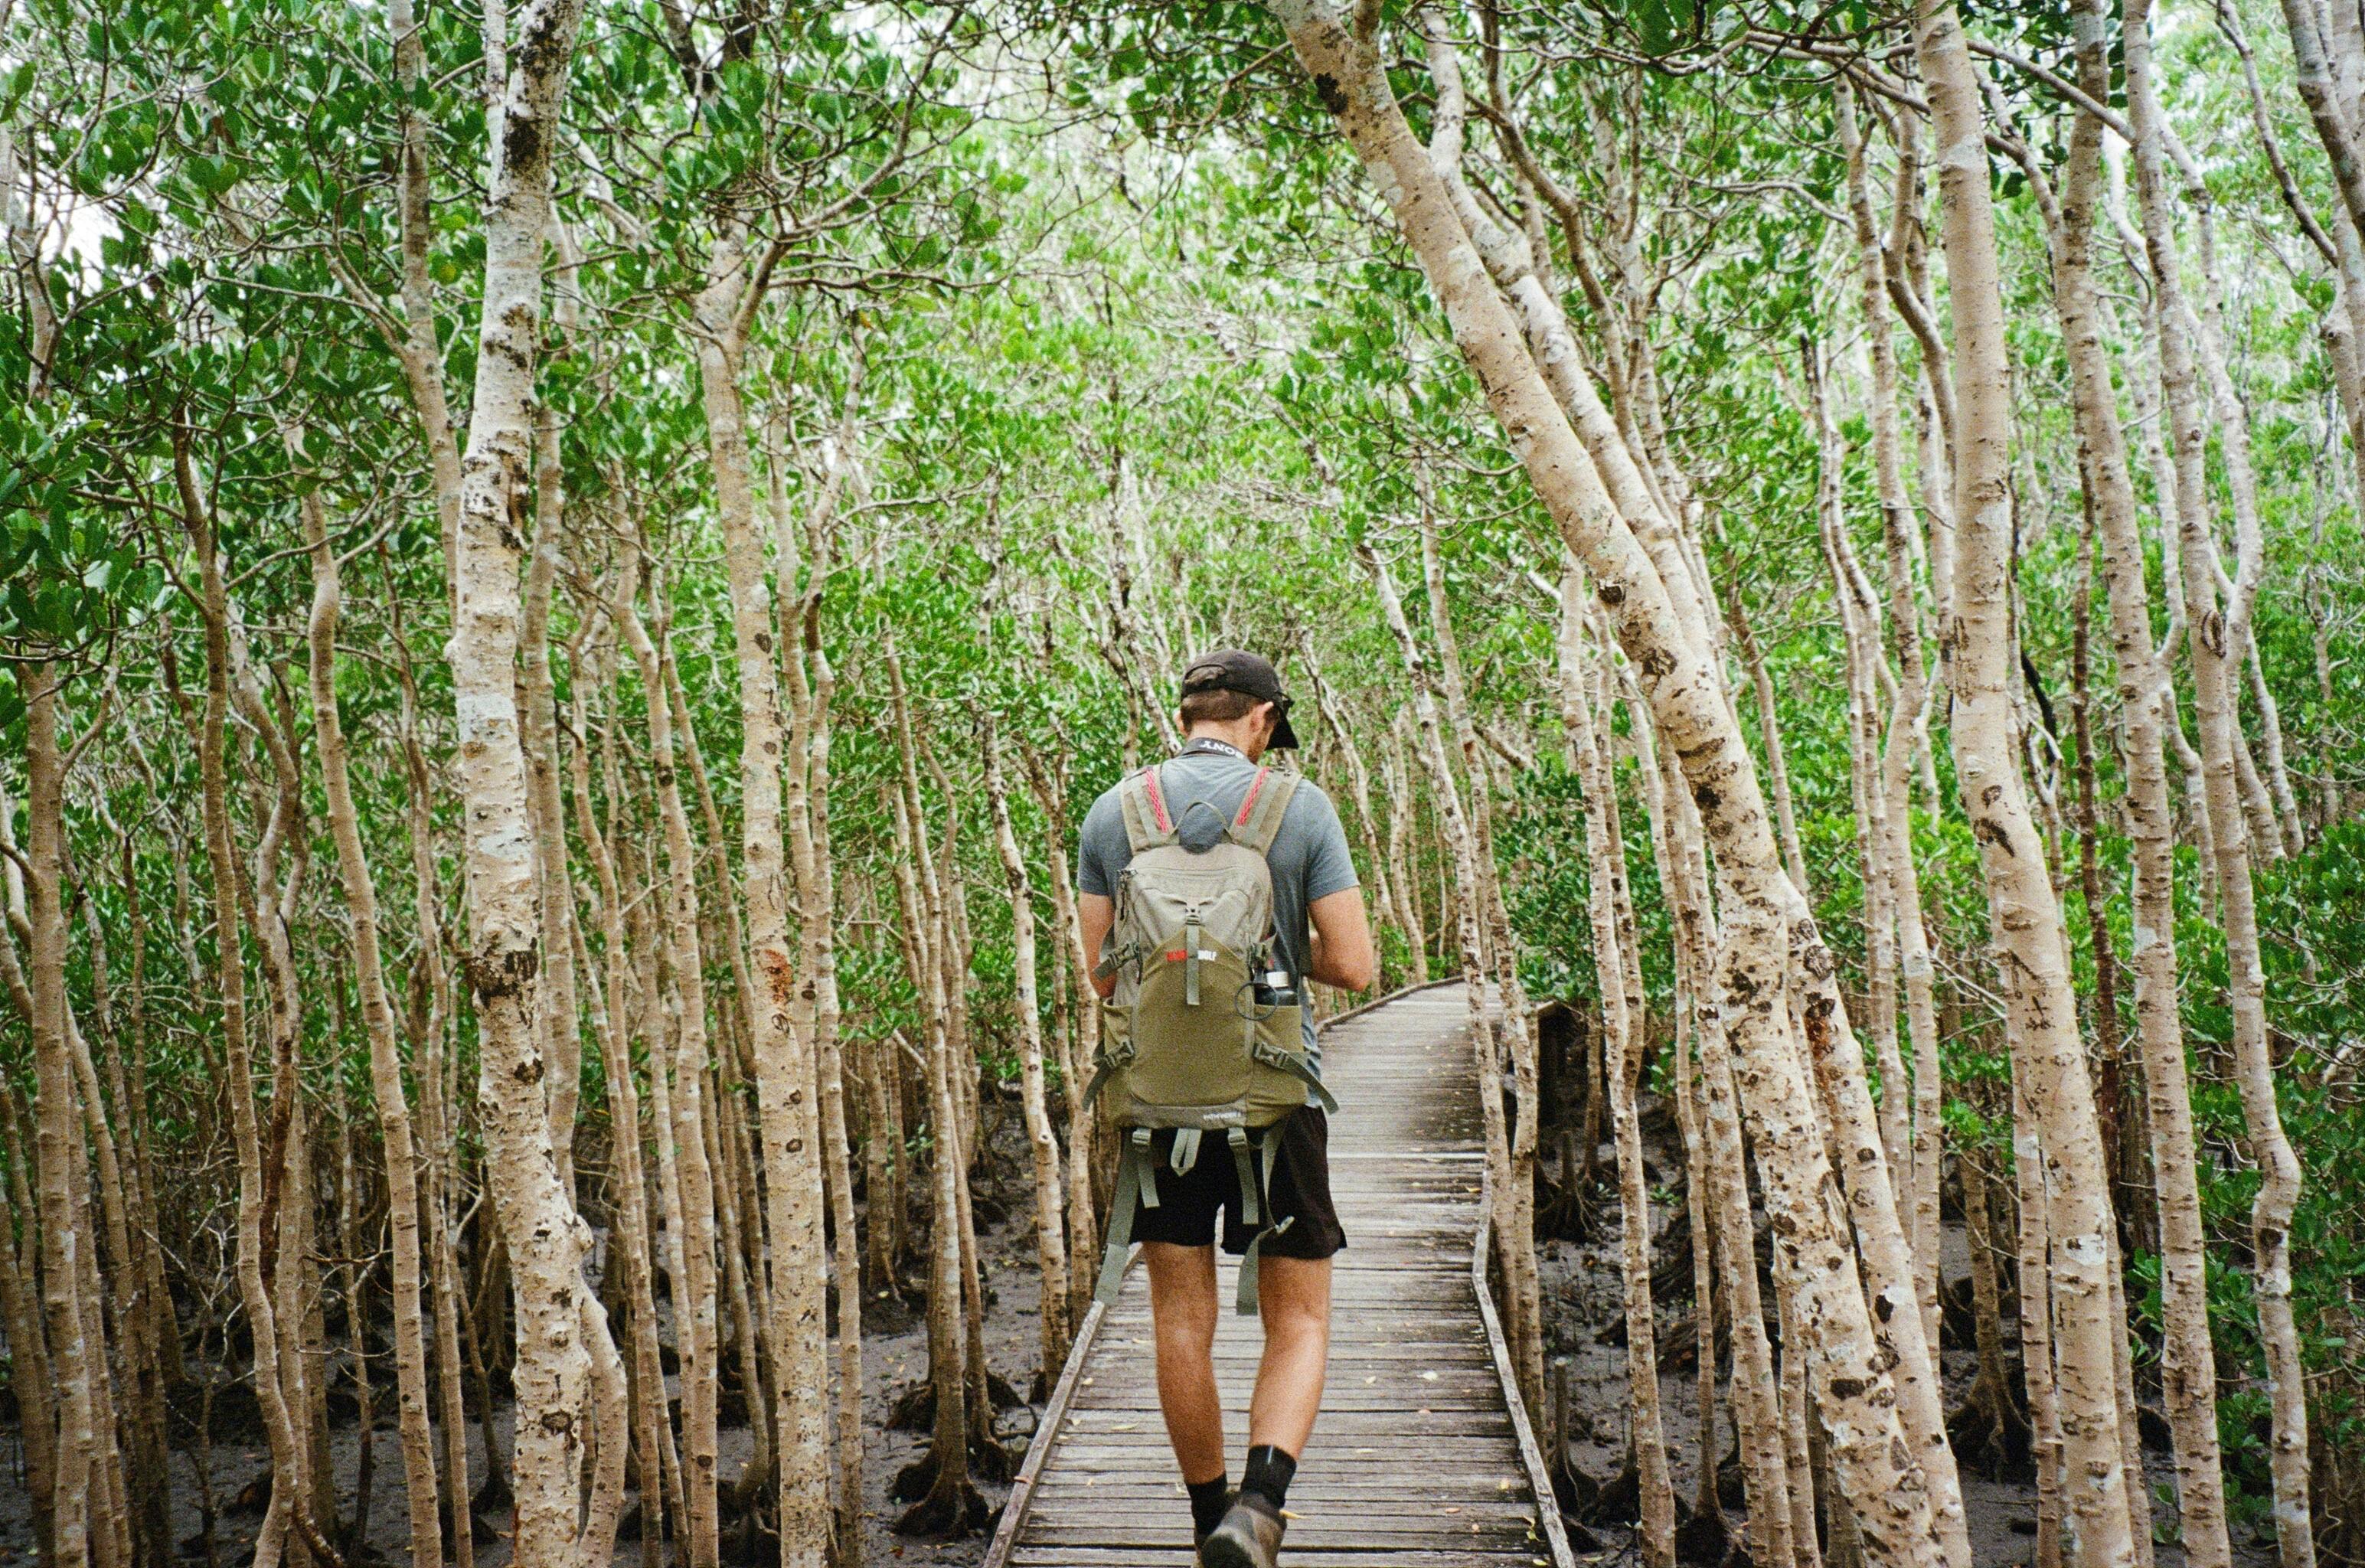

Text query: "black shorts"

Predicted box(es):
[1127, 1107, 1346, 1259]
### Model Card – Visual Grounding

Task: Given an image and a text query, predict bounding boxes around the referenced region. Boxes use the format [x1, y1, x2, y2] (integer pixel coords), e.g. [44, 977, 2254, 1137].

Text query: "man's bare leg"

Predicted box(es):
[1145, 1241, 1226, 1485]
[1202, 1253, 1331, 1566]
[1247, 1254, 1332, 1455]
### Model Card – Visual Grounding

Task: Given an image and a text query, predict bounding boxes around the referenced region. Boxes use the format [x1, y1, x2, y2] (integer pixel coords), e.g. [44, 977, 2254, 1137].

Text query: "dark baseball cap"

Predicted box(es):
[1179, 649, 1302, 750]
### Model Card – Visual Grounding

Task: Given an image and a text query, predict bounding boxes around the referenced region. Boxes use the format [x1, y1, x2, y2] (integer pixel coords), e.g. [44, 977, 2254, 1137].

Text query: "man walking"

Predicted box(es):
[1078, 649, 1377, 1568]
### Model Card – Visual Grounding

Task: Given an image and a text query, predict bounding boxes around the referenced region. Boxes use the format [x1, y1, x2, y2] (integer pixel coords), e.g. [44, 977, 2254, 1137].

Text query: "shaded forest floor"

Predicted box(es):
[1536, 1087, 2272, 1568]
[0, 1085, 2284, 1568]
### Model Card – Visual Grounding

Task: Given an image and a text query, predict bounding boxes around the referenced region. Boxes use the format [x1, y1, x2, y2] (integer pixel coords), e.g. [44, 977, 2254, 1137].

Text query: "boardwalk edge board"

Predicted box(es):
[1472, 1171, 1581, 1568]
[980, 1290, 1116, 1568]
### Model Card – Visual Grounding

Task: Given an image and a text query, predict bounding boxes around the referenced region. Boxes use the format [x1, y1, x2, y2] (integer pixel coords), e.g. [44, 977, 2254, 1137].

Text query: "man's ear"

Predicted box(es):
[1253, 701, 1278, 735]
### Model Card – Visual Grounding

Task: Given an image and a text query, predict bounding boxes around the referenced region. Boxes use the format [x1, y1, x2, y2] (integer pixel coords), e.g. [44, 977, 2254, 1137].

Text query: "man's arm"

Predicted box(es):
[1305, 887, 1376, 992]
[1080, 892, 1116, 998]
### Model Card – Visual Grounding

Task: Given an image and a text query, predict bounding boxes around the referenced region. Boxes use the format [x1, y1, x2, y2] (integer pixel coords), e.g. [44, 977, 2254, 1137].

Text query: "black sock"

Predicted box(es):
[1187, 1473, 1232, 1537]
[1241, 1444, 1297, 1512]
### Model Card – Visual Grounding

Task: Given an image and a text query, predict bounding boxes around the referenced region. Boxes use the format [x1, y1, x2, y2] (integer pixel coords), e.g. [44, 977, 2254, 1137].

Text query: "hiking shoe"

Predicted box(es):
[1194, 1489, 1237, 1553]
[1200, 1494, 1285, 1568]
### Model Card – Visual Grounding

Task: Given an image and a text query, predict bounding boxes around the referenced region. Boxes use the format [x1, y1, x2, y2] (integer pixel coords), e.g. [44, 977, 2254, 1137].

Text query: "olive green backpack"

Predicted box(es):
[1086, 763, 1337, 1314]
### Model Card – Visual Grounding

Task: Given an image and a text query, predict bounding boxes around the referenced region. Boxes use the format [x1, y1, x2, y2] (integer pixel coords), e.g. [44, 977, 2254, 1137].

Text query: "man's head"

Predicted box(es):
[1177, 649, 1302, 761]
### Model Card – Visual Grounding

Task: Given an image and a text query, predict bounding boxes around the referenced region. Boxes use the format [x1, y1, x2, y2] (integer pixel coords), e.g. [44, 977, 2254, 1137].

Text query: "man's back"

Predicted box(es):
[1077, 746, 1358, 1063]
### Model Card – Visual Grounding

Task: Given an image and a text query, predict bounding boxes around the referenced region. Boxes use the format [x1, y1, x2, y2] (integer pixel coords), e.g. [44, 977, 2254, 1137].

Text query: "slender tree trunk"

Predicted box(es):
[1727, 595, 1811, 896]
[2016, 7, 2238, 1557]
[1023, 750, 1104, 1334]
[304, 482, 443, 1568]
[886, 758, 979, 1534]
[769, 398, 866, 1563]
[1834, 86, 1949, 1348]
[442, 0, 612, 1560]
[1557, 570, 1674, 1568]
[1361, 540, 1530, 1400]
[1640, 714, 1795, 1568]
[181, 460, 329, 1568]
[2123, 4, 2316, 1559]
[1416, 501, 1547, 1419]
[20, 667, 105, 1568]
[985, 717, 1073, 1380]
[1912, 8, 2138, 1565]
[699, 237, 831, 1567]
[619, 571, 724, 1566]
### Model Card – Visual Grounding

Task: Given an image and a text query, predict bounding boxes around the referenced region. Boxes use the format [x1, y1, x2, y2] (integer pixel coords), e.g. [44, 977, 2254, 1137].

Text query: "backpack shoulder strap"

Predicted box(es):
[1116, 766, 1179, 854]
[1228, 767, 1302, 858]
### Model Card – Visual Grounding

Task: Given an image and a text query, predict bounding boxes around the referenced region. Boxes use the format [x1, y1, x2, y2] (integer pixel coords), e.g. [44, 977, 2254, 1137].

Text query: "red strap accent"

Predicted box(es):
[1141, 766, 1172, 833]
[1233, 766, 1270, 828]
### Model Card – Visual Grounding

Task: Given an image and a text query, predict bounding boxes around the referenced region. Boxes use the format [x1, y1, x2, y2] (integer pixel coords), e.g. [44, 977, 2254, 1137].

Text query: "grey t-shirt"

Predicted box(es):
[1078, 746, 1360, 1065]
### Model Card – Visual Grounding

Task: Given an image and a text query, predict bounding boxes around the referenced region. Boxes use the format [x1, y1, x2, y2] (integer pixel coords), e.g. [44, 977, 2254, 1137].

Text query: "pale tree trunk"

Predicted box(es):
[521, 407, 583, 1192]
[885, 749, 979, 1534]
[984, 714, 1073, 1378]
[1726, 594, 1811, 896]
[1806, 336, 1910, 1219]
[1556, 567, 1674, 1568]
[180, 458, 331, 1568]
[1415, 501, 1546, 1420]
[1654, 743, 1722, 1530]
[1361, 538, 1533, 1401]
[769, 395, 865, 1563]
[302, 480, 442, 1568]
[77, 883, 173, 1568]
[629, 844, 697, 1539]
[18, 668, 105, 1568]
[913, 743, 995, 1448]
[1377, 722, 1429, 982]
[1274, 13, 1955, 1562]
[2123, 2, 2316, 1559]
[1636, 709, 1795, 1568]
[1834, 87, 1949, 1347]
[1778, 1286, 1824, 1568]
[619, 567, 724, 1566]
[569, 647, 671, 1568]
[2037, 10, 2228, 1545]
[45, 878, 143, 1568]
[1912, 8, 2138, 1566]
[443, 0, 616, 1560]
[225, 606, 330, 1568]
[386, 612, 476, 1568]
[1301, 640, 1408, 983]
[698, 234, 831, 1568]
[1022, 749, 1106, 1331]
[2, 786, 141, 1568]
[2011, 1066, 2066, 1568]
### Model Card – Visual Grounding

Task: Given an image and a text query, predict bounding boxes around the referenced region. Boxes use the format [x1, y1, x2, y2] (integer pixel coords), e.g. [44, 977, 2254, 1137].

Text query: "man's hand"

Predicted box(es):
[1305, 887, 1377, 992]
[1080, 892, 1116, 998]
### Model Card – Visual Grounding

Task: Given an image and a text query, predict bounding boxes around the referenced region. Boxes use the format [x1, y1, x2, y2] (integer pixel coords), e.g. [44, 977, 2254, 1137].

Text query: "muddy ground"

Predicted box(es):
[1535, 1089, 2275, 1568]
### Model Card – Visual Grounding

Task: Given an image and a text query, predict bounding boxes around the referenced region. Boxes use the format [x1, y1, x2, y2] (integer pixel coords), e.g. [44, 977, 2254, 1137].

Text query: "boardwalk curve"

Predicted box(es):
[982, 981, 1576, 1567]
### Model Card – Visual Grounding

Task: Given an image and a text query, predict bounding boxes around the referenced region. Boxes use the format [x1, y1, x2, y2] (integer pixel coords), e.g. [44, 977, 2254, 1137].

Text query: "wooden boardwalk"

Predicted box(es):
[982, 981, 1575, 1568]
